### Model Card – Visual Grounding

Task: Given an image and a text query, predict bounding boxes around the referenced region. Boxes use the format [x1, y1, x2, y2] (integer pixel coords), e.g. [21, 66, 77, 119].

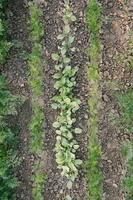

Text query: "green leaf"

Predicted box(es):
[67, 132, 73, 140]
[73, 145, 79, 150]
[55, 64, 63, 70]
[56, 136, 61, 141]
[68, 36, 75, 44]
[62, 138, 69, 147]
[64, 97, 71, 104]
[74, 128, 82, 134]
[56, 130, 61, 135]
[75, 159, 82, 165]
[67, 180, 73, 189]
[65, 195, 72, 200]
[71, 15, 76, 22]
[64, 57, 71, 64]
[51, 103, 58, 109]
[57, 34, 64, 40]
[53, 73, 61, 79]
[53, 121, 60, 128]
[51, 53, 60, 61]
[54, 81, 61, 89]
[61, 166, 70, 176]
[61, 48, 67, 56]
[64, 25, 70, 34]
[71, 47, 76, 52]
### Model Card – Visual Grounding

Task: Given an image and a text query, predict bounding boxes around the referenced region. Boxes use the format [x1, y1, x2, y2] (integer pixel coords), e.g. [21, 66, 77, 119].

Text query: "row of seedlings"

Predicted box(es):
[0, 0, 19, 199]
[86, 0, 103, 199]
[28, 1, 46, 200]
[52, 1, 82, 199]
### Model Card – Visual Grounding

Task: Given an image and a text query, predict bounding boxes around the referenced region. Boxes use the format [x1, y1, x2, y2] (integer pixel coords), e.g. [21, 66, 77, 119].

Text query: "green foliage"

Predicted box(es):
[0, 76, 19, 200]
[86, 0, 102, 35]
[28, 1, 44, 42]
[122, 142, 133, 200]
[117, 90, 133, 132]
[28, 43, 43, 97]
[29, 106, 44, 154]
[86, 0, 103, 199]
[0, 0, 8, 9]
[0, 1, 11, 64]
[52, 1, 82, 189]
[28, 1, 46, 200]
[86, 137, 103, 200]
[0, 1, 19, 198]
[32, 164, 47, 200]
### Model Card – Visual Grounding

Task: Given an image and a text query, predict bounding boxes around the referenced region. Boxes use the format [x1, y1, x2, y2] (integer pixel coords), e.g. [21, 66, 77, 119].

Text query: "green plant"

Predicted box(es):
[52, 0, 82, 193]
[86, 0, 103, 199]
[28, 1, 46, 199]
[116, 90, 133, 132]
[0, 1, 19, 198]
[32, 162, 47, 200]
[0, 1, 11, 64]
[122, 142, 133, 200]
[0, 76, 19, 200]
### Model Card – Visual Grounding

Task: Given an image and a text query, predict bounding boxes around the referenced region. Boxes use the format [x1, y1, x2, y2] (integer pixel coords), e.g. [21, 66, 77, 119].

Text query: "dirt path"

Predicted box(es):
[100, 1, 133, 199]
[4, 0, 32, 199]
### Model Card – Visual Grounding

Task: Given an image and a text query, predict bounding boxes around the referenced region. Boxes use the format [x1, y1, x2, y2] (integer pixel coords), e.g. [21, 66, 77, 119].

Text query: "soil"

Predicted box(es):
[2, 0, 133, 199]
[100, 0, 133, 200]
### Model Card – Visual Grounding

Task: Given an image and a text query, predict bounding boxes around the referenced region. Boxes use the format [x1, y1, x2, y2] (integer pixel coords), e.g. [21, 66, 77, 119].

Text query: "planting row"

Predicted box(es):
[52, 2, 82, 199]
[0, 0, 19, 199]
[86, 0, 103, 199]
[28, 2, 46, 200]
[0, 0, 133, 200]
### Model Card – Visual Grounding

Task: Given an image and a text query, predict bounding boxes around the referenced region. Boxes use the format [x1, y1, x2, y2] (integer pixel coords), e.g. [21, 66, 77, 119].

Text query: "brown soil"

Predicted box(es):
[2, 0, 133, 199]
[100, 0, 133, 200]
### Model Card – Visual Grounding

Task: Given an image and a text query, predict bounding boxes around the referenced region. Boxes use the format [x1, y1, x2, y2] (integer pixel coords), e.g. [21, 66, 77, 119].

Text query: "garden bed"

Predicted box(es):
[1, 0, 133, 200]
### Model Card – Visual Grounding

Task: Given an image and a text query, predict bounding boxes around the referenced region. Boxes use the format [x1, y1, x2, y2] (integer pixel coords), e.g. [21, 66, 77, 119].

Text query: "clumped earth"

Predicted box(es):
[2, 0, 133, 199]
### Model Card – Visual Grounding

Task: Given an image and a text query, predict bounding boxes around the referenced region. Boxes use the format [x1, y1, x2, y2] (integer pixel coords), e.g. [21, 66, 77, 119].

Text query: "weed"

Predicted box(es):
[28, 1, 46, 199]
[52, 0, 82, 194]
[86, 0, 103, 199]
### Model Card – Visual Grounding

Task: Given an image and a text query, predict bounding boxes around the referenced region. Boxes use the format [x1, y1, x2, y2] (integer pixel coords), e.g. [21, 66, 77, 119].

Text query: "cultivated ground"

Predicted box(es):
[2, 0, 133, 199]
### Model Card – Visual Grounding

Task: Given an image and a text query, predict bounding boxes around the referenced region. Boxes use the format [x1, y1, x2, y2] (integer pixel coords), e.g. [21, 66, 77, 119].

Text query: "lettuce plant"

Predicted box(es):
[52, 1, 82, 191]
